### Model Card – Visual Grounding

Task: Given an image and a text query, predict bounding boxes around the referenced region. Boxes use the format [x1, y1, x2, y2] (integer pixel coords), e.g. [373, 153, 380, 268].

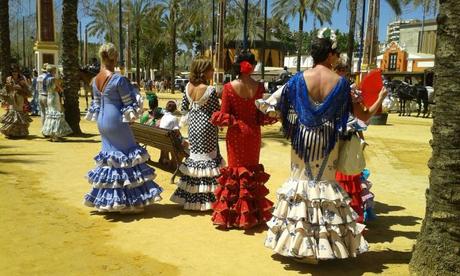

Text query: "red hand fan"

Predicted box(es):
[359, 69, 383, 113]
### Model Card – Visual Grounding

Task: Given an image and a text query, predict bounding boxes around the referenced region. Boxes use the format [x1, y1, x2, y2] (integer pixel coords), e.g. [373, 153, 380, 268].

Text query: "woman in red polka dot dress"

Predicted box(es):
[211, 52, 277, 229]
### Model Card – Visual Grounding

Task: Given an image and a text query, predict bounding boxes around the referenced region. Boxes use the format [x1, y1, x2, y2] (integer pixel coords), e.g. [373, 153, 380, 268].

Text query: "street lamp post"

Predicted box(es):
[212, 0, 216, 65]
[262, 0, 268, 80]
[357, 0, 366, 74]
[118, 0, 124, 69]
[243, 0, 249, 50]
[22, 16, 26, 68]
[84, 25, 88, 66]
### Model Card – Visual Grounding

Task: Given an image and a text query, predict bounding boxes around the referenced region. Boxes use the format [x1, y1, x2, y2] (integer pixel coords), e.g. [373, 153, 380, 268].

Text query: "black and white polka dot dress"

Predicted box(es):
[170, 84, 225, 210]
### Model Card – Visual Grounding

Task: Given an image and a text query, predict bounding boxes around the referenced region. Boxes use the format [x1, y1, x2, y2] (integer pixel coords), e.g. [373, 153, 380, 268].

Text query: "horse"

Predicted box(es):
[390, 80, 435, 117]
[78, 67, 98, 110]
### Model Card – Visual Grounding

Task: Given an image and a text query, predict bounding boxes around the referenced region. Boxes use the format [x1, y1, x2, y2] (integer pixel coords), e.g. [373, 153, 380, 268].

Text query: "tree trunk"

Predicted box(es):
[0, 0, 11, 83]
[136, 25, 140, 84]
[171, 7, 177, 88]
[62, 0, 82, 135]
[409, 1, 460, 275]
[347, 0, 357, 74]
[297, 12, 304, 72]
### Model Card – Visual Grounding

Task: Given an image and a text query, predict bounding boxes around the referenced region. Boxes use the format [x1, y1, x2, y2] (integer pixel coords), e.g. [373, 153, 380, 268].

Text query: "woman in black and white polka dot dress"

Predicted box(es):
[170, 58, 225, 211]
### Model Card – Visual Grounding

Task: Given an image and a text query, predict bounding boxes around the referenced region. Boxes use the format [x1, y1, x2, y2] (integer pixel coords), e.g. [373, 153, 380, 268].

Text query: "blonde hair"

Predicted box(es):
[189, 58, 213, 85]
[46, 64, 57, 73]
[99, 43, 118, 65]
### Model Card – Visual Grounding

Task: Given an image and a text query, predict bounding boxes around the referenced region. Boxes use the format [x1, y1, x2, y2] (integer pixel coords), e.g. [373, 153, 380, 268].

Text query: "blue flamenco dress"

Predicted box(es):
[83, 73, 163, 212]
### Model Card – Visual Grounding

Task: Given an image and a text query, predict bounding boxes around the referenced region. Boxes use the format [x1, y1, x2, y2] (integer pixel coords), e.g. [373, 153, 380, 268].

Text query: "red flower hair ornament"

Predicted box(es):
[240, 61, 253, 75]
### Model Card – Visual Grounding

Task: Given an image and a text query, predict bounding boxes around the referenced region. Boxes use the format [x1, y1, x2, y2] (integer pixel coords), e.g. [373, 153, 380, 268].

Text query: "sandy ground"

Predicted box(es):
[0, 93, 432, 275]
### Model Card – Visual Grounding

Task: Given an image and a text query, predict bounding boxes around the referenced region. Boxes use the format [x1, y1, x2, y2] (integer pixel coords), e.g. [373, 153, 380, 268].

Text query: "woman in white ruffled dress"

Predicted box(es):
[256, 34, 387, 262]
[41, 65, 73, 141]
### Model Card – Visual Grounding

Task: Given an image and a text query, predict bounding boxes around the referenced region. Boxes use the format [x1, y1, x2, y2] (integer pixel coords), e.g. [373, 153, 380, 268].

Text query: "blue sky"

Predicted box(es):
[17, 0, 432, 44]
[275, 0, 432, 41]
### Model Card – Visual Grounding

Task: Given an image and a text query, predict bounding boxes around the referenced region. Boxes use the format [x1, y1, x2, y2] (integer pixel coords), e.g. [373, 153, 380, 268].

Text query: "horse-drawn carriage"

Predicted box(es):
[383, 70, 435, 117]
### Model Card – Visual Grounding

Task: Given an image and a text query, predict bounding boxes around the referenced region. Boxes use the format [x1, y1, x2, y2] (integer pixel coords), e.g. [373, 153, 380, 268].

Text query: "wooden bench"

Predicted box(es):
[130, 122, 188, 183]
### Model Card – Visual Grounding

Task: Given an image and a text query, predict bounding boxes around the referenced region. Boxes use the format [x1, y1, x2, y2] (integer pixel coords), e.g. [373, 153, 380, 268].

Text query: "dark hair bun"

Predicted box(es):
[310, 38, 334, 65]
[232, 51, 257, 76]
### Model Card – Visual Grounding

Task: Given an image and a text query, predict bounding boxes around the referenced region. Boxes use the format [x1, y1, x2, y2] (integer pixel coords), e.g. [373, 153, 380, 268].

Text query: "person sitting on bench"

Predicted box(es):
[159, 101, 188, 167]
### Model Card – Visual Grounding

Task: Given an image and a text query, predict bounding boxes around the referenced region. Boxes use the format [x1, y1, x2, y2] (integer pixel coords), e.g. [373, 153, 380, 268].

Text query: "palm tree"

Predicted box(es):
[180, 0, 214, 55]
[0, 0, 11, 83]
[141, 4, 167, 73]
[362, 0, 403, 67]
[409, 0, 439, 52]
[272, 0, 335, 72]
[62, 0, 82, 134]
[409, 0, 460, 274]
[127, 0, 152, 84]
[224, 0, 266, 48]
[346, 0, 357, 73]
[87, 0, 119, 46]
[159, 0, 184, 82]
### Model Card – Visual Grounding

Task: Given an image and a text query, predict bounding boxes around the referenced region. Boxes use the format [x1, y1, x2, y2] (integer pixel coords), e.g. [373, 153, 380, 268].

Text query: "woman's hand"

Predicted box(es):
[378, 87, 388, 100]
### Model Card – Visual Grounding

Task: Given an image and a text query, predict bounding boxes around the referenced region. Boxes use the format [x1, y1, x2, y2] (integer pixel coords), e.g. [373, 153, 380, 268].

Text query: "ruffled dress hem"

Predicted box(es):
[0, 110, 31, 137]
[264, 177, 369, 260]
[85, 145, 163, 211]
[211, 164, 274, 229]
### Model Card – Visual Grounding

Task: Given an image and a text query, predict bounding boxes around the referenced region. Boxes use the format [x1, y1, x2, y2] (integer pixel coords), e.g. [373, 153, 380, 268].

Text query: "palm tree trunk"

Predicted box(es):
[62, 0, 82, 135]
[297, 12, 304, 72]
[347, 0, 358, 74]
[0, 0, 11, 83]
[409, 1, 460, 275]
[171, 8, 177, 90]
[136, 25, 140, 84]
[419, 1, 427, 52]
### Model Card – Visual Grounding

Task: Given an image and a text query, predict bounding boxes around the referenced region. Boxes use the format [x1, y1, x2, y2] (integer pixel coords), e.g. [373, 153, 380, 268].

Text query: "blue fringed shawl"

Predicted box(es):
[279, 72, 351, 162]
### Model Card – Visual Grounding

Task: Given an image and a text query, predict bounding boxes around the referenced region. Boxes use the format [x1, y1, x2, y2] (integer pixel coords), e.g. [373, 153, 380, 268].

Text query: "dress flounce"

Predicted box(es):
[85, 145, 162, 211]
[210, 111, 236, 127]
[0, 110, 31, 137]
[265, 179, 369, 260]
[211, 164, 274, 229]
[170, 187, 216, 211]
[175, 175, 218, 193]
[121, 102, 143, 123]
[94, 147, 150, 168]
[85, 101, 100, 121]
[179, 155, 225, 178]
[336, 172, 364, 223]
[42, 110, 73, 137]
[84, 181, 162, 211]
[87, 163, 156, 189]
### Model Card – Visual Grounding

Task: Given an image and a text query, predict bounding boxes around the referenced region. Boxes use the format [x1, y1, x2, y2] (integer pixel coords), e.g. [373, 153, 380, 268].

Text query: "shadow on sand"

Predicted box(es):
[269, 201, 419, 274]
[62, 139, 100, 143]
[271, 249, 412, 275]
[91, 203, 210, 222]
[365, 201, 421, 244]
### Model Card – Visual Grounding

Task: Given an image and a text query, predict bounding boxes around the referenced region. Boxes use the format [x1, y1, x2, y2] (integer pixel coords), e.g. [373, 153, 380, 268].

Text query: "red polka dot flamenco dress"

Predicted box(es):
[211, 82, 277, 229]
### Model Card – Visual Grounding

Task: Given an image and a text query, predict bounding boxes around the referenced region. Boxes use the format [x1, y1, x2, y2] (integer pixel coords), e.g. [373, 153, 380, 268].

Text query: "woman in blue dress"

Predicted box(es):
[84, 43, 163, 213]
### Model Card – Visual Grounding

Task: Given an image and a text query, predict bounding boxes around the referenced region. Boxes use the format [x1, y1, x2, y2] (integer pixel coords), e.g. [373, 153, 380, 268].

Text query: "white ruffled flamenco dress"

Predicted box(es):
[256, 73, 368, 261]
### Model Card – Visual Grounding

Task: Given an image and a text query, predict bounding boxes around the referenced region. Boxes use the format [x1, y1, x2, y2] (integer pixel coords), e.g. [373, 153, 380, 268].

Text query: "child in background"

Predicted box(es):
[159, 101, 187, 167]
[361, 169, 376, 222]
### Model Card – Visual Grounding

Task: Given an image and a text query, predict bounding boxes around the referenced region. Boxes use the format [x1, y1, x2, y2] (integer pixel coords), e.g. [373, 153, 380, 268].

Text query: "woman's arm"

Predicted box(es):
[181, 91, 190, 113]
[118, 76, 142, 122]
[255, 84, 284, 117]
[353, 87, 388, 122]
[211, 86, 236, 126]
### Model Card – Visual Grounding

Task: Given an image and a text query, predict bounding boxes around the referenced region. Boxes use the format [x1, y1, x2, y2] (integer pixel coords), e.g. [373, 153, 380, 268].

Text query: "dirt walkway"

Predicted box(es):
[0, 98, 431, 275]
